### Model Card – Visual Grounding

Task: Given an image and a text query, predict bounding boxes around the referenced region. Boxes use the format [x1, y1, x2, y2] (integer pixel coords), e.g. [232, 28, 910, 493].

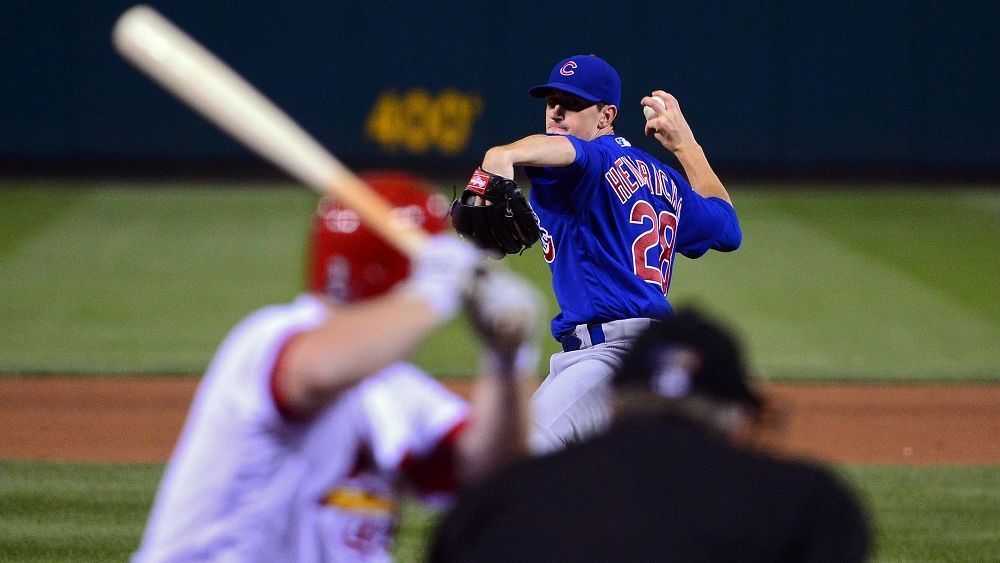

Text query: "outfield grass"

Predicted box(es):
[1, 182, 997, 380]
[1, 461, 996, 561]
[0, 184, 315, 374]
[669, 188, 1000, 380]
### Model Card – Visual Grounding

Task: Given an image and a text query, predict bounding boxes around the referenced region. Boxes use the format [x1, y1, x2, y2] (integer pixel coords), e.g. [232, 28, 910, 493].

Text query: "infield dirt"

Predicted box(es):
[1, 377, 997, 465]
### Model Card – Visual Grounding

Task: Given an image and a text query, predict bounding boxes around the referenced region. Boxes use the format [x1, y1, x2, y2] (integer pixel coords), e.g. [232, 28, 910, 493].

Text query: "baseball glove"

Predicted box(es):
[450, 168, 541, 256]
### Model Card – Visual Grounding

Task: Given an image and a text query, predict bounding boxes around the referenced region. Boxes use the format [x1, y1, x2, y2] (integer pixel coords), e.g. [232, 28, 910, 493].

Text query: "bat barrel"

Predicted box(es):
[112, 4, 428, 257]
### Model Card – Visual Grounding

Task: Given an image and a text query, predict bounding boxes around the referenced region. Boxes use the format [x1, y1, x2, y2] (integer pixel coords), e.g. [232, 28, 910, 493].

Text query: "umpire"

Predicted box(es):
[429, 308, 871, 562]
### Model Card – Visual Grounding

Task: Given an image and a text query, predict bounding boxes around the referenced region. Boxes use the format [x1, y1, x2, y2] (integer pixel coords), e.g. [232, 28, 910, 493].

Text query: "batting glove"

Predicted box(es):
[466, 266, 543, 378]
[404, 233, 482, 319]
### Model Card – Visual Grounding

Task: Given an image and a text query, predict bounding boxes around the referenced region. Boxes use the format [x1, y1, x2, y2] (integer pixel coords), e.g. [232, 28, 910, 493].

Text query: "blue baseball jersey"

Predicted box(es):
[526, 134, 741, 339]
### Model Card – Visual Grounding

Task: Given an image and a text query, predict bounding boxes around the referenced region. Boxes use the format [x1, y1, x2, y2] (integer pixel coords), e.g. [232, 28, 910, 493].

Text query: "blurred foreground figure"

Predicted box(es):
[431, 308, 871, 563]
[132, 172, 541, 562]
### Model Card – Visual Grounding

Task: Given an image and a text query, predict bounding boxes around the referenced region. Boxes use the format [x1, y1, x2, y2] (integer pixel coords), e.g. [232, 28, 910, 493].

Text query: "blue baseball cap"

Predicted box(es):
[528, 54, 621, 107]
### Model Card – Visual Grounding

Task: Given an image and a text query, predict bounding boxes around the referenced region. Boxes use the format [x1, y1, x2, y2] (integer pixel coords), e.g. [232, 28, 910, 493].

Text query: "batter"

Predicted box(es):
[132, 173, 541, 562]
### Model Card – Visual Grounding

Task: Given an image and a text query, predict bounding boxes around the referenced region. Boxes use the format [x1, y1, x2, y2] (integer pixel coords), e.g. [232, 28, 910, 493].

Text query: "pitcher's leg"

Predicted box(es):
[529, 347, 624, 454]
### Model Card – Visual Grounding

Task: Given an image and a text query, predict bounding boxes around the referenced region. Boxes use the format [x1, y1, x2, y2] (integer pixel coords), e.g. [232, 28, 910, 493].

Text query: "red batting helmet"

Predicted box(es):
[306, 170, 450, 302]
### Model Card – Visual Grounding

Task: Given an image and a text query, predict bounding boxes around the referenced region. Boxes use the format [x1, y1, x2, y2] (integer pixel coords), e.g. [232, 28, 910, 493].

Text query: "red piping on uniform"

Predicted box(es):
[400, 419, 469, 494]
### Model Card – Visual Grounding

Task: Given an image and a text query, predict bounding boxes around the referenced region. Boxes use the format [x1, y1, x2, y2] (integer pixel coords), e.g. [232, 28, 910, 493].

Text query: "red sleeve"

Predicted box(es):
[399, 419, 469, 495]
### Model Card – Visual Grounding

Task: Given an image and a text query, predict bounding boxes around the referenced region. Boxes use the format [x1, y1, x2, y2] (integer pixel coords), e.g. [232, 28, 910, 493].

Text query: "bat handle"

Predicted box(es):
[390, 227, 429, 258]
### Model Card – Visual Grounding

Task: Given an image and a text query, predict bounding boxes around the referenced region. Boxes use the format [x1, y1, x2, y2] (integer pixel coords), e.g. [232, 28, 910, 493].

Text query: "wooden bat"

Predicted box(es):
[112, 5, 428, 256]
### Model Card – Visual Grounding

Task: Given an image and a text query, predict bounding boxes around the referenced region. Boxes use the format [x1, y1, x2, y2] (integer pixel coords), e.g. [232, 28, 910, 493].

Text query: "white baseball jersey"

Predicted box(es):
[132, 294, 468, 562]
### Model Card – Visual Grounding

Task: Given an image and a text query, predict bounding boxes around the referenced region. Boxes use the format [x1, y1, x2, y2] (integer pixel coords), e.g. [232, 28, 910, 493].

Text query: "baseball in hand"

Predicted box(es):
[643, 96, 666, 120]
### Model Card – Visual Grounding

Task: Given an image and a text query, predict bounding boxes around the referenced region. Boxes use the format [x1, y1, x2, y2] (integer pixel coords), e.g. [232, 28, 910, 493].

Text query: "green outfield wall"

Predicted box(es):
[2, 1, 997, 178]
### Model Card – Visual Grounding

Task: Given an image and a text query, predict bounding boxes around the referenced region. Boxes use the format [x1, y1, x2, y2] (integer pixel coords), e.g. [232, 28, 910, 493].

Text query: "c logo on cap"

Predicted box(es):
[559, 61, 577, 76]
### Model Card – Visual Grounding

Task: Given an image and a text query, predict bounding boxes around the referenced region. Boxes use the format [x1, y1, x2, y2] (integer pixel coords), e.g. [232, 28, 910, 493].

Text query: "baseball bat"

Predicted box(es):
[112, 5, 428, 256]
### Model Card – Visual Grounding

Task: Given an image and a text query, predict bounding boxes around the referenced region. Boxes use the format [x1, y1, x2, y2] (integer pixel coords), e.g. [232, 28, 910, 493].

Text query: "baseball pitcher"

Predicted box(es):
[452, 55, 741, 453]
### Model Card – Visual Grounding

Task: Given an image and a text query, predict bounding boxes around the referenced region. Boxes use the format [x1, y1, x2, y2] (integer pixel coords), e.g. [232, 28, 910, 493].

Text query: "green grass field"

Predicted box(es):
[1, 182, 997, 380]
[1, 461, 997, 562]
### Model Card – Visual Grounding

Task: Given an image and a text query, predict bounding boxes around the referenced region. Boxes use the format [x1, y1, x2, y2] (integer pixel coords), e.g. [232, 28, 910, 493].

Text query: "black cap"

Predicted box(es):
[612, 308, 762, 409]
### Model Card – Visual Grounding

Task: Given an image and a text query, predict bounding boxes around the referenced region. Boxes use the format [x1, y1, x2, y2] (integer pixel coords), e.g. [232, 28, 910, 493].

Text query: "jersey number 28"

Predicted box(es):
[630, 200, 679, 296]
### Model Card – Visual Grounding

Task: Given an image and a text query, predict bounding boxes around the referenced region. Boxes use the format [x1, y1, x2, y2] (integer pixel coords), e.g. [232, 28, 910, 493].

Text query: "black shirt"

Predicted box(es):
[431, 415, 871, 562]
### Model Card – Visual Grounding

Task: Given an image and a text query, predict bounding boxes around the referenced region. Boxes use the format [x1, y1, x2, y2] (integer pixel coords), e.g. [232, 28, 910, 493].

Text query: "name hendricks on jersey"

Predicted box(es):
[604, 155, 679, 209]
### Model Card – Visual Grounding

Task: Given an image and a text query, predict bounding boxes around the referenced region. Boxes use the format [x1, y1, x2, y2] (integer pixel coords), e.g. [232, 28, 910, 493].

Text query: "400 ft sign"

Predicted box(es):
[365, 89, 483, 155]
